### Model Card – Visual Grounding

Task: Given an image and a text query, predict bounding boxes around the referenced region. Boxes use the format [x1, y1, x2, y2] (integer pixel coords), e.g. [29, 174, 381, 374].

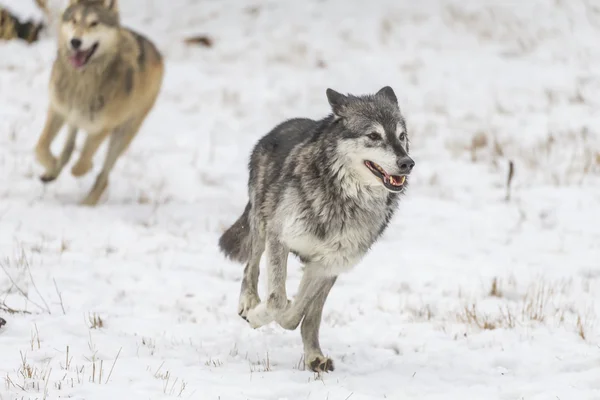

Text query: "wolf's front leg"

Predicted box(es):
[40, 127, 78, 182]
[275, 270, 327, 331]
[238, 239, 265, 322]
[301, 276, 337, 372]
[35, 107, 65, 180]
[246, 236, 290, 328]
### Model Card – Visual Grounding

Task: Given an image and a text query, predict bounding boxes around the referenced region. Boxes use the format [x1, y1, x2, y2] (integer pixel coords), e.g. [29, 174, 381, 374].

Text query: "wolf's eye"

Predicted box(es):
[89, 21, 98, 27]
[367, 132, 382, 141]
[399, 132, 406, 141]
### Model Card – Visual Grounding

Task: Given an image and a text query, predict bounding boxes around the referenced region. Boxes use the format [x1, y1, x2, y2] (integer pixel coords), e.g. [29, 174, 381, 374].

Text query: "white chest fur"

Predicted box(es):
[279, 194, 390, 277]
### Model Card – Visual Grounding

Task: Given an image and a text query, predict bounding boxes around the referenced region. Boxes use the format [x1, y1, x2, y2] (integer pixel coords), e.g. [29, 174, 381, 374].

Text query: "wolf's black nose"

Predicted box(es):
[397, 156, 415, 174]
[70, 38, 82, 49]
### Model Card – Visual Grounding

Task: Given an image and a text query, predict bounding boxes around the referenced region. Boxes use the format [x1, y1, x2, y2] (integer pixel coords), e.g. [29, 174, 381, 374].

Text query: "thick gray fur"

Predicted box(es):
[218, 86, 414, 372]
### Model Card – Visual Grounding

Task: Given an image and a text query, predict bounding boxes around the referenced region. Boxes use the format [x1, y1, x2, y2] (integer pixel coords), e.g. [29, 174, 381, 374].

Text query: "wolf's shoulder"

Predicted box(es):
[121, 28, 163, 68]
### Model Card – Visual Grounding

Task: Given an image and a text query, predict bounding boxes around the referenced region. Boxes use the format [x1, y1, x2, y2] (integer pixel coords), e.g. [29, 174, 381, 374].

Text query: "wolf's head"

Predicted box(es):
[326, 86, 414, 193]
[59, 0, 120, 69]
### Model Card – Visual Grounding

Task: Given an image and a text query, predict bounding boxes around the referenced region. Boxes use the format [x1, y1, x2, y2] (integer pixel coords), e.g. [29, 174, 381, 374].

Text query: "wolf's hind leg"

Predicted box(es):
[80, 120, 140, 206]
[35, 108, 65, 179]
[72, 130, 110, 177]
[238, 235, 265, 321]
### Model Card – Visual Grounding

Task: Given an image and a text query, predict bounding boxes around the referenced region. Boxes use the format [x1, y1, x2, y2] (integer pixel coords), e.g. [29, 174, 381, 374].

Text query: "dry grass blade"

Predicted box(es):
[505, 160, 514, 201]
[489, 277, 502, 297]
[105, 347, 122, 384]
[1, 301, 32, 315]
[26, 262, 51, 313]
[0, 262, 50, 314]
[53, 279, 66, 315]
[576, 315, 587, 340]
[88, 313, 104, 329]
[460, 304, 496, 330]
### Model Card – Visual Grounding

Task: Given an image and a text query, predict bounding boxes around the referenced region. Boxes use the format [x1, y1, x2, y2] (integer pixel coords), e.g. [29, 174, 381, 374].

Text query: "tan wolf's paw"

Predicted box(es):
[71, 160, 93, 177]
[306, 354, 335, 373]
[35, 145, 57, 172]
[40, 171, 59, 183]
[79, 193, 101, 207]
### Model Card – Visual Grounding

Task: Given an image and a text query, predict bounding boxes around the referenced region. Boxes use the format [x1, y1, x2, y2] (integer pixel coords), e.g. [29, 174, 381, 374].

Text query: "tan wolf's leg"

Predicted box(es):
[35, 107, 65, 179]
[80, 119, 141, 206]
[40, 126, 78, 182]
[71, 130, 110, 177]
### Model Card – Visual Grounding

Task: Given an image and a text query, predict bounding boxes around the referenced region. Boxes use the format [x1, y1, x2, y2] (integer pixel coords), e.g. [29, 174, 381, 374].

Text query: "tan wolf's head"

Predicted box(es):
[59, 0, 120, 69]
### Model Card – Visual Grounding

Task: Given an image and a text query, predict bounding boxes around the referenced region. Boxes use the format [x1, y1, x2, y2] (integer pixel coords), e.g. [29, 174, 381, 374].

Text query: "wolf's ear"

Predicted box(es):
[376, 86, 398, 105]
[103, 0, 118, 11]
[326, 88, 348, 118]
[68, 0, 118, 10]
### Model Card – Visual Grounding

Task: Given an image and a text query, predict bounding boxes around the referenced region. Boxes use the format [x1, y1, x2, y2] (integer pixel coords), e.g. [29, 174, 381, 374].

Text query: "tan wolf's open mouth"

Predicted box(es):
[70, 43, 99, 68]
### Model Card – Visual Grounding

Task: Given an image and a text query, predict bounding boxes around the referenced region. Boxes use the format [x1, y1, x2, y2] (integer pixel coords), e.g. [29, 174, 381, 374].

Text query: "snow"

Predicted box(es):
[1, 0, 599, 398]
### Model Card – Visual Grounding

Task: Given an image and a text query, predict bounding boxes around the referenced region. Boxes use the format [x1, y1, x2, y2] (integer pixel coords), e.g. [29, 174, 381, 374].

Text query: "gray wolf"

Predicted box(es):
[219, 86, 415, 372]
[34, 0, 164, 206]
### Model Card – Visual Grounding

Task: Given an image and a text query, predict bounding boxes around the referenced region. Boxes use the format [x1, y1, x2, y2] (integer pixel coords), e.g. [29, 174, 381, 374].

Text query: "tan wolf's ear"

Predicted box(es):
[103, 0, 119, 11]
[68, 0, 118, 12]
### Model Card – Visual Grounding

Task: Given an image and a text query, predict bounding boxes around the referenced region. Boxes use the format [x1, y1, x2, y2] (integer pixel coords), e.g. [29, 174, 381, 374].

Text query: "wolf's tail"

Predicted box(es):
[218, 202, 252, 264]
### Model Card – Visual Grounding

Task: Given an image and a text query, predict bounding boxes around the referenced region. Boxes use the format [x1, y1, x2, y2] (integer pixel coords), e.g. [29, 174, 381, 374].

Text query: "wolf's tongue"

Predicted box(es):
[70, 51, 88, 68]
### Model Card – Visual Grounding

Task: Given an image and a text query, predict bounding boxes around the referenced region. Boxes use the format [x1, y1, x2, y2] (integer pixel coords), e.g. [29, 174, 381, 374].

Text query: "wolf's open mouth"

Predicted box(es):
[69, 43, 99, 69]
[364, 160, 406, 192]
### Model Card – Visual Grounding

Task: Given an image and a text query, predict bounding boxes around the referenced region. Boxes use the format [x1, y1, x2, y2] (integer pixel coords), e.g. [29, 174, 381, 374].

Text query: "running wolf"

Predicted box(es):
[219, 86, 415, 372]
[34, 0, 164, 206]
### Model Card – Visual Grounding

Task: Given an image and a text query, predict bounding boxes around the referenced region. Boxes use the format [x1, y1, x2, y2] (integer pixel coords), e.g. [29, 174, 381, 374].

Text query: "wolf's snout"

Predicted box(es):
[397, 156, 415, 174]
[70, 38, 82, 50]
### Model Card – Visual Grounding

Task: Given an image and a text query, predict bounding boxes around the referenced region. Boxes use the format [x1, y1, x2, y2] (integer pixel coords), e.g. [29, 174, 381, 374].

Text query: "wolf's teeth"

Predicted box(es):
[400, 176, 406, 184]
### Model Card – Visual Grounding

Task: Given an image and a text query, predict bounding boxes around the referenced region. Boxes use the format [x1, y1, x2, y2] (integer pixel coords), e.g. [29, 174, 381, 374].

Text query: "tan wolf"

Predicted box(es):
[34, 0, 164, 206]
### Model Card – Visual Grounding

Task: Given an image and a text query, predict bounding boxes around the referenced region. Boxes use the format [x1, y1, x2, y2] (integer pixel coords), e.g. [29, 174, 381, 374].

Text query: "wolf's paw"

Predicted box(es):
[238, 291, 260, 322]
[246, 303, 274, 329]
[79, 193, 101, 207]
[71, 160, 93, 177]
[306, 354, 335, 373]
[39, 171, 58, 183]
[35, 146, 57, 171]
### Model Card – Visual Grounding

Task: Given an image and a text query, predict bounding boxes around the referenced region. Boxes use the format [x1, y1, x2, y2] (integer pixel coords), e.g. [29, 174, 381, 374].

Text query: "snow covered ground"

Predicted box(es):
[1, 0, 599, 398]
